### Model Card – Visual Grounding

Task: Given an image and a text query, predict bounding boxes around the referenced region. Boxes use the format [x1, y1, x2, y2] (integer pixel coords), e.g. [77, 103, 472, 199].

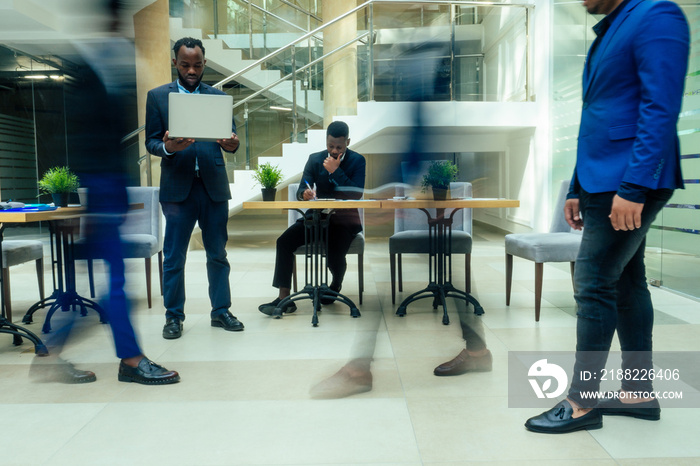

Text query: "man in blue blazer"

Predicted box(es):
[145, 37, 244, 339]
[526, 0, 689, 433]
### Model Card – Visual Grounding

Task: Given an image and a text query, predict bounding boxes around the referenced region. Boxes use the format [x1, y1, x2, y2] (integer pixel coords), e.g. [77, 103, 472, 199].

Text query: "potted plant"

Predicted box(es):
[421, 160, 458, 200]
[252, 162, 283, 201]
[38, 166, 80, 207]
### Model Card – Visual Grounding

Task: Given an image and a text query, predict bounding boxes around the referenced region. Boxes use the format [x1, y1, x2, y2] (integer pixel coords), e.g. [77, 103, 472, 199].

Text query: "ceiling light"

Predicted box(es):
[270, 106, 292, 112]
[25, 75, 48, 80]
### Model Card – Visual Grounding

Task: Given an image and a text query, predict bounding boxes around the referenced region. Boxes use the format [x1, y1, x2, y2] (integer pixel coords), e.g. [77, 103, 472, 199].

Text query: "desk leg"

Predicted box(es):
[21, 220, 108, 333]
[277, 210, 361, 327]
[395, 208, 484, 324]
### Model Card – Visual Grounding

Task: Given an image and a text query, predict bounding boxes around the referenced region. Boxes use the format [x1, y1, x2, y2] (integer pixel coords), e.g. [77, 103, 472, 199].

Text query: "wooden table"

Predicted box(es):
[243, 198, 519, 325]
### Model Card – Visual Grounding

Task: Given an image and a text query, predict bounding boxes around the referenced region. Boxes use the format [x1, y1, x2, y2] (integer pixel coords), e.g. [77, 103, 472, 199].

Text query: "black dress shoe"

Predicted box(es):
[118, 357, 180, 385]
[162, 318, 183, 339]
[211, 311, 245, 331]
[597, 395, 660, 420]
[320, 282, 341, 305]
[258, 298, 297, 316]
[525, 400, 603, 434]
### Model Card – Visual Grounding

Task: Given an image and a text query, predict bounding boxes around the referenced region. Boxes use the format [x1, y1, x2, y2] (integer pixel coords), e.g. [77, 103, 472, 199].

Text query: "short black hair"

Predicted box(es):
[173, 37, 205, 58]
[327, 121, 349, 139]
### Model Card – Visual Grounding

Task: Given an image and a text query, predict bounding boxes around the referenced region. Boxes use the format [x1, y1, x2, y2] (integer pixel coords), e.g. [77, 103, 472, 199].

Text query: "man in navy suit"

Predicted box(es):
[258, 121, 366, 315]
[526, 0, 689, 433]
[145, 37, 244, 339]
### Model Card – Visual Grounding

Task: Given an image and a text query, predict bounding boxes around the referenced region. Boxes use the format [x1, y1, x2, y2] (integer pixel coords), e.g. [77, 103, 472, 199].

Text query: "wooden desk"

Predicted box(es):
[243, 198, 519, 325]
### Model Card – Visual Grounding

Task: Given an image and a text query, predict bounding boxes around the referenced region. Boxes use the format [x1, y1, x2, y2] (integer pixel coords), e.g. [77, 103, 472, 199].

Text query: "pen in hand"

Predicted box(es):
[304, 180, 317, 200]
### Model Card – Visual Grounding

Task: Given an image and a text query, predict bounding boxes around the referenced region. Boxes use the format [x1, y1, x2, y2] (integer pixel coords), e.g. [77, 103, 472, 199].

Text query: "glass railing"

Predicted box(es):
[178, 0, 322, 61]
[196, 0, 533, 173]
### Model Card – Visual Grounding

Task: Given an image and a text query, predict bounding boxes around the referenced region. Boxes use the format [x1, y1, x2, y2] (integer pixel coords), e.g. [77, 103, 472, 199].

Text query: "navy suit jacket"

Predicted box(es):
[145, 81, 234, 203]
[572, 0, 689, 195]
[295, 148, 366, 235]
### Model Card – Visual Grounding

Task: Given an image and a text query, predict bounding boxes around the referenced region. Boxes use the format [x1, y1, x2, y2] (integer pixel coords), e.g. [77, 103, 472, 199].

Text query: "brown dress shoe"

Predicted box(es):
[433, 349, 492, 376]
[309, 364, 372, 399]
[30, 358, 97, 384]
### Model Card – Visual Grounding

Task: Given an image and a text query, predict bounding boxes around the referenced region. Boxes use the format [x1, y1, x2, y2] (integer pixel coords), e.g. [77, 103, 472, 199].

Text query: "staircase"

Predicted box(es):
[168, 17, 540, 247]
[169, 18, 323, 120]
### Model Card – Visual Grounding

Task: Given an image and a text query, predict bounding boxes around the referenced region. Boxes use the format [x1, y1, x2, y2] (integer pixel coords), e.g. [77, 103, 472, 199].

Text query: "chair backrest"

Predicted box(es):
[120, 187, 163, 248]
[394, 181, 473, 234]
[287, 183, 365, 228]
[550, 180, 574, 233]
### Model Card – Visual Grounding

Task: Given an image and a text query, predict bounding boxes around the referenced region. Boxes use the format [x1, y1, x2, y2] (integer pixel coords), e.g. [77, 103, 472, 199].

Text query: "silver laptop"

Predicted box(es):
[168, 93, 234, 141]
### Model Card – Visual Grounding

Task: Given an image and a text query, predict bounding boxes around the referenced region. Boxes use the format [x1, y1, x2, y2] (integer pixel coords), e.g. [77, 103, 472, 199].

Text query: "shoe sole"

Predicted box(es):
[118, 374, 181, 385]
[525, 420, 603, 434]
[162, 332, 181, 339]
[600, 410, 660, 421]
[258, 305, 296, 316]
[211, 321, 244, 331]
[433, 367, 492, 376]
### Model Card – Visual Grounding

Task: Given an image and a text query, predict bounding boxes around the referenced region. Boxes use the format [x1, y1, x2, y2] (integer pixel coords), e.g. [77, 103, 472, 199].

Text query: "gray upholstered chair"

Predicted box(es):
[287, 183, 366, 304]
[389, 181, 473, 304]
[505, 179, 581, 321]
[2, 240, 45, 322]
[81, 186, 163, 308]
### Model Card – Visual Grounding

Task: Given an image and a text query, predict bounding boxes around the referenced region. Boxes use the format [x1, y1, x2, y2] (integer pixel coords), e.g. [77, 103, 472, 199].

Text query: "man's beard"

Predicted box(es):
[177, 70, 202, 92]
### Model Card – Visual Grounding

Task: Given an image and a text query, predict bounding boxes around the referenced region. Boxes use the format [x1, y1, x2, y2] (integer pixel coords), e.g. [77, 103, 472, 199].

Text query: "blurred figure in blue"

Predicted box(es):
[31, 0, 179, 385]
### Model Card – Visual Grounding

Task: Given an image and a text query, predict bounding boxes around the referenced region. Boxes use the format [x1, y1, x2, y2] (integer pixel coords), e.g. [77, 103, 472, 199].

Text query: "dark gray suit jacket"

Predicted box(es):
[145, 81, 234, 203]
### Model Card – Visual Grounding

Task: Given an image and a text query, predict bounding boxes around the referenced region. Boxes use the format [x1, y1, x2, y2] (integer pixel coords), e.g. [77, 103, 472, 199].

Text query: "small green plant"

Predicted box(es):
[420, 160, 458, 192]
[252, 162, 283, 189]
[38, 166, 80, 194]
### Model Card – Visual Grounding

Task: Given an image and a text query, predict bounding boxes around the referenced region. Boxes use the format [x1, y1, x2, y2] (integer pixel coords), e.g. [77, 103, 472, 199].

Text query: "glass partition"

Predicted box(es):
[551, 1, 700, 300]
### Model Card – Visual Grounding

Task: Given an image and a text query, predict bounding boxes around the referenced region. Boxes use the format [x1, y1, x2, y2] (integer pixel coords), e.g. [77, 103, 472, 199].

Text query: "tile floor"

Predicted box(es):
[1, 215, 699, 465]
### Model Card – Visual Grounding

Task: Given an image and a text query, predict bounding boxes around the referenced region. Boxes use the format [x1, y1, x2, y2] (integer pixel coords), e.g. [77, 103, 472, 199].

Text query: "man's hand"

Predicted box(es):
[609, 194, 643, 231]
[302, 188, 316, 201]
[323, 155, 341, 174]
[564, 198, 583, 230]
[217, 133, 239, 152]
[163, 130, 194, 153]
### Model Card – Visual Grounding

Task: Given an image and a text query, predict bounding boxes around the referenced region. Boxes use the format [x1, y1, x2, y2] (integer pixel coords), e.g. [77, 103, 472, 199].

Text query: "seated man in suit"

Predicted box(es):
[259, 121, 366, 315]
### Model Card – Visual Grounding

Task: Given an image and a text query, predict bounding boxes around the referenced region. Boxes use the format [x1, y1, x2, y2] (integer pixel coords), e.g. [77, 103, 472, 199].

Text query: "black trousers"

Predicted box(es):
[272, 217, 357, 289]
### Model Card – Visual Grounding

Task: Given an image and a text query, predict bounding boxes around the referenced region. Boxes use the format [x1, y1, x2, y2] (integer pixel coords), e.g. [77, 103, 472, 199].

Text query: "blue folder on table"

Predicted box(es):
[0, 203, 57, 212]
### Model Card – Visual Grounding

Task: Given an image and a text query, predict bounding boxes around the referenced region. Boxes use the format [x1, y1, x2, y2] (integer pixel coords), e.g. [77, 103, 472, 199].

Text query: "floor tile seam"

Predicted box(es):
[40, 401, 112, 466]
[368, 272, 427, 466]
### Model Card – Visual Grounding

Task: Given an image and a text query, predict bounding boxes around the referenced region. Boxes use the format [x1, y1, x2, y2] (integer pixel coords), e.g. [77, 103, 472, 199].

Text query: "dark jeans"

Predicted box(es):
[161, 178, 231, 321]
[272, 217, 357, 289]
[568, 188, 673, 408]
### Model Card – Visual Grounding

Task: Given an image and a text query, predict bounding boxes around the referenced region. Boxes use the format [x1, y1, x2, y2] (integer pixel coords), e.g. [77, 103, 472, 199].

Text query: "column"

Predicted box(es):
[322, 0, 358, 128]
[134, 0, 171, 187]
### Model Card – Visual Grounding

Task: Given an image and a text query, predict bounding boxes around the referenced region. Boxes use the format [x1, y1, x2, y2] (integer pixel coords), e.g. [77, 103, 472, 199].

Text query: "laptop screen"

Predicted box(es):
[168, 93, 234, 141]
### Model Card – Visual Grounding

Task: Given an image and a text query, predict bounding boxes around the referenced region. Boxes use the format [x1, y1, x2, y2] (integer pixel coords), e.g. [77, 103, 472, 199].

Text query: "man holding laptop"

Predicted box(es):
[258, 121, 366, 315]
[145, 37, 244, 339]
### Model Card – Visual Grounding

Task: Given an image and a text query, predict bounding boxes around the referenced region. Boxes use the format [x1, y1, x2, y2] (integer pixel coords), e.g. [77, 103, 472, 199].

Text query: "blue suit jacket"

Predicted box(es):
[572, 0, 689, 195]
[145, 81, 234, 203]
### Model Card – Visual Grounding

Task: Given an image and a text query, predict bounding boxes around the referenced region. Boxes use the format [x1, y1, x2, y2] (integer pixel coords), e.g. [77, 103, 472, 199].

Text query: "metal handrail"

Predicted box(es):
[122, 0, 534, 143]
[231, 31, 370, 110]
[214, 1, 370, 90]
[241, 0, 323, 41]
